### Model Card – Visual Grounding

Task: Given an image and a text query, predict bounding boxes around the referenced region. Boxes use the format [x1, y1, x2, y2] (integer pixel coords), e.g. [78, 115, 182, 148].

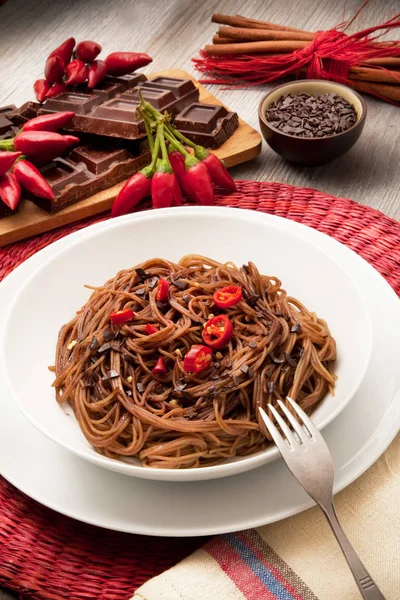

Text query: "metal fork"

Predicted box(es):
[259, 398, 386, 600]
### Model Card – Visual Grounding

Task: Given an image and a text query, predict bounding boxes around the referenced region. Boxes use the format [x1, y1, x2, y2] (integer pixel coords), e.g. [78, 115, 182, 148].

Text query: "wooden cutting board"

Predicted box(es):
[0, 69, 262, 246]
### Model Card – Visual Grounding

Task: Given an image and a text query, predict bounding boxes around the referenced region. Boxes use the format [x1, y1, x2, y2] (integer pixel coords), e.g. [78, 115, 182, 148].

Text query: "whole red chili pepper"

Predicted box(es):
[44, 56, 65, 84]
[13, 160, 55, 200]
[48, 37, 76, 66]
[34, 79, 51, 103]
[46, 83, 68, 99]
[76, 40, 102, 63]
[104, 52, 152, 76]
[0, 131, 79, 161]
[65, 59, 88, 86]
[183, 156, 214, 206]
[151, 124, 181, 209]
[111, 170, 152, 217]
[195, 148, 236, 192]
[87, 60, 108, 89]
[168, 150, 191, 198]
[0, 151, 22, 177]
[0, 171, 21, 210]
[23, 112, 75, 133]
[152, 160, 180, 209]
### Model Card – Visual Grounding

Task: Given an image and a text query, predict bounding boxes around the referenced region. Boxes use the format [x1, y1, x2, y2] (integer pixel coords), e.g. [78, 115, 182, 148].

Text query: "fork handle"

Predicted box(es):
[321, 502, 386, 600]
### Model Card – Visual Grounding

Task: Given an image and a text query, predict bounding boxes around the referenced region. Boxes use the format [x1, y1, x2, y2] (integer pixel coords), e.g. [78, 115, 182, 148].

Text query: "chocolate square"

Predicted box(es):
[143, 77, 196, 98]
[44, 92, 102, 115]
[174, 103, 227, 133]
[40, 158, 90, 194]
[121, 86, 176, 111]
[92, 99, 141, 122]
[105, 73, 147, 90]
[69, 145, 131, 174]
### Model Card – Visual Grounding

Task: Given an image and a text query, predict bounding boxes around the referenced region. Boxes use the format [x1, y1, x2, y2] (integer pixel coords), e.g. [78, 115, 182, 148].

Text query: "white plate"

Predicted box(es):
[1, 208, 372, 481]
[0, 209, 399, 537]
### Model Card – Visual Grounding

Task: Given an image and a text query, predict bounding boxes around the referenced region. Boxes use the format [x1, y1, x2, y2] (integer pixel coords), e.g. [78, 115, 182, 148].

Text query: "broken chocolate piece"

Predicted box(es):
[173, 102, 239, 149]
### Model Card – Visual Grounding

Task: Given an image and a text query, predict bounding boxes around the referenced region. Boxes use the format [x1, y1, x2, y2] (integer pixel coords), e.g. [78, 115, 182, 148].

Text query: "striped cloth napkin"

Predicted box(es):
[133, 433, 400, 600]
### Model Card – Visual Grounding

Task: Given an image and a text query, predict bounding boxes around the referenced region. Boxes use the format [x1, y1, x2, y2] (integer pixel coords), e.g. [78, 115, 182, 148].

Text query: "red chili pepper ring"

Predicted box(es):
[183, 344, 213, 374]
[202, 314, 233, 349]
[213, 285, 243, 309]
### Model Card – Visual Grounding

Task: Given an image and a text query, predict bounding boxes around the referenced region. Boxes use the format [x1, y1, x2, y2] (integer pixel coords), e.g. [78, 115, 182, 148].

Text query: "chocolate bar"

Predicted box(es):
[1, 104, 151, 215]
[39, 74, 199, 140]
[173, 103, 239, 149]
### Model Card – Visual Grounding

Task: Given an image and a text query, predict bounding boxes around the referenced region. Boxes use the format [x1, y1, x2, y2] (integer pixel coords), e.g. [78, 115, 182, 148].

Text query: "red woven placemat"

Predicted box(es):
[0, 180, 399, 600]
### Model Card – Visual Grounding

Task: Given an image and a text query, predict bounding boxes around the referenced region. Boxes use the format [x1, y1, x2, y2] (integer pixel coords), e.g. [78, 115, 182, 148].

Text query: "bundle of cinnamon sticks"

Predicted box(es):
[198, 13, 400, 103]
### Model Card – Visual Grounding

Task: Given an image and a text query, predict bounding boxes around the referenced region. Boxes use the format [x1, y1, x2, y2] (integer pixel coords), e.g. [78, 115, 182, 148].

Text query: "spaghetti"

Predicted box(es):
[54, 255, 336, 468]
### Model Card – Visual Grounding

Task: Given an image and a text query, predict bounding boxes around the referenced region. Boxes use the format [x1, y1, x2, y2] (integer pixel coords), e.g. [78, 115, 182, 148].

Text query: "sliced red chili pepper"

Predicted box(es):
[213, 285, 243, 309]
[146, 323, 159, 335]
[110, 308, 134, 325]
[183, 344, 213, 374]
[156, 278, 170, 302]
[152, 356, 167, 376]
[202, 314, 233, 349]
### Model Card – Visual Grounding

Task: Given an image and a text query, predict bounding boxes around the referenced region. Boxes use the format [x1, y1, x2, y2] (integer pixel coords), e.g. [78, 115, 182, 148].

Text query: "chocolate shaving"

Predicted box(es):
[270, 351, 285, 364]
[103, 328, 115, 342]
[284, 351, 297, 367]
[123, 352, 136, 365]
[135, 268, 150, 280]
[174, 384, 187, 393]
[90, 336, 100, 350]
[147, 276, 159, 289]
[109, 341, 123, 352]
[173, 279, 189, 291]
[98, 342, 111, 353]
[106, 369, 119, 379]
[157, 301, 169, 311]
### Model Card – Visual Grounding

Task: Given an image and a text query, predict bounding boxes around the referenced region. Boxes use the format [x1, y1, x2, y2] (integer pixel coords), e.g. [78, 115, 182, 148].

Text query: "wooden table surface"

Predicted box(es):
[0, 0, 399, 597]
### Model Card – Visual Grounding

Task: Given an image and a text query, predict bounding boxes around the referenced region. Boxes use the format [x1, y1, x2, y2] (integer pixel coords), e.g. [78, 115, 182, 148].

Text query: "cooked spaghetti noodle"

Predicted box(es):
[54, 255, 336, 468]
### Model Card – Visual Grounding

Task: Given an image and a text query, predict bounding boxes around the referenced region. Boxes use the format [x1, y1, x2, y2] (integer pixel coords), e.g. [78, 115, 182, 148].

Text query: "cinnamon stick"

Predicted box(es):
[363, 57, 400, 69]
[218, 26, 315, 42]
[349, 79, 400, 102]
[212, 13, 311, 34]
[350, 66, 400, 84]
[204, 40, 309, 55]
[212, 35, 236, 44]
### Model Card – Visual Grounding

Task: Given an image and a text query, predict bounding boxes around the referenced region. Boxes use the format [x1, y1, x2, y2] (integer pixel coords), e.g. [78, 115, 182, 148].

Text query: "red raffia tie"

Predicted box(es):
[193, 11, 400, 105]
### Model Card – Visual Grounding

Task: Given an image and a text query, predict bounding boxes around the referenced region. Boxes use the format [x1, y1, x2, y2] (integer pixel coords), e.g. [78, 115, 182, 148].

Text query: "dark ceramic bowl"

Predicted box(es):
[258, 80, 367, 166]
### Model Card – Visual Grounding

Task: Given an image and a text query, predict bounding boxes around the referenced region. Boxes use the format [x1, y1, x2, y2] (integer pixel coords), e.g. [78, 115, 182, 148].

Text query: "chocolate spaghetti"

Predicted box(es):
[54, 255, 336, 469]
